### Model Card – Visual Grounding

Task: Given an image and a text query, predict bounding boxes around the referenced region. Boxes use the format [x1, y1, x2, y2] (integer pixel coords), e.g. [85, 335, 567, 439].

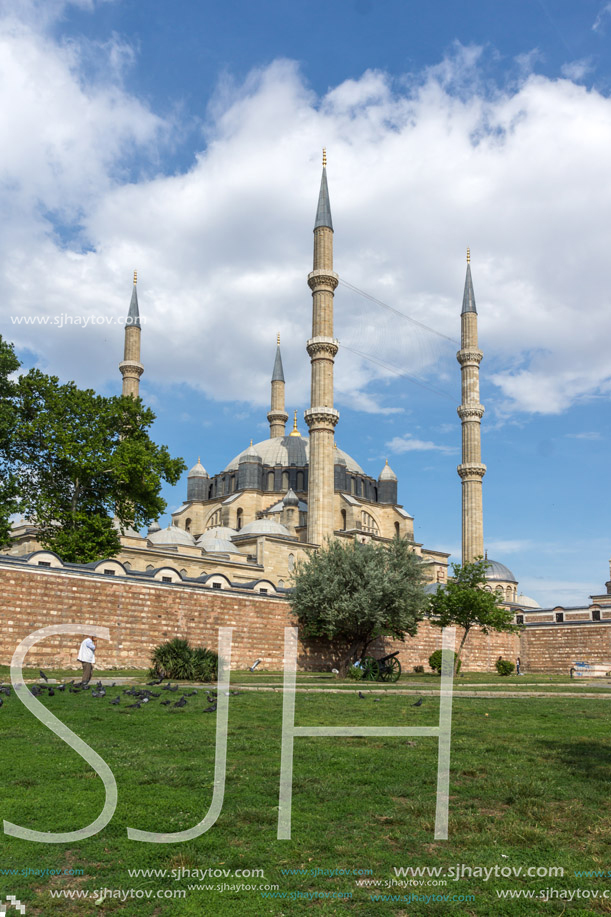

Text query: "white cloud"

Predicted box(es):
[2, 22, 611, 419]
[593, 2, 611, 31]
[561, 59, 593, 81]
[386, 435, 456, 455]
[565, 431, 602, 440]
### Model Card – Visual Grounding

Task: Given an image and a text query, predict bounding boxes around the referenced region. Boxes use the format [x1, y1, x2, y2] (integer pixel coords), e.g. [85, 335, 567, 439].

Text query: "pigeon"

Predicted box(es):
[39, 670, 48, 682]
[203, 703, 217, 713]
[373, 698, 381, 703]
[147, 692, 161, 698]
[147, 676, 164, 685]
[182, 691, 197, 697]
[141, 697, 150, 704]
[250, 659, 261, 672]
[126, 702, 142, 709]
[57, 684, 66, 692]
[161, 700, 172, 706]
[358, 691, 365, 699]
[47, 687, 55, 697]
[30, 685, 42, 697]
[91, 691, 103, 698]
[411, 698, 424, 707]
[0, 686, 11, 697]
[173, 697, 187, 708]
[164, 684, 178, 692]
[110, 697, 120, 705]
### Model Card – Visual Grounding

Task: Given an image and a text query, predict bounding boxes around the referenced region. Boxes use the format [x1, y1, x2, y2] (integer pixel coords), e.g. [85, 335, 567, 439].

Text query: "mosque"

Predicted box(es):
[8, 153, 536, 609]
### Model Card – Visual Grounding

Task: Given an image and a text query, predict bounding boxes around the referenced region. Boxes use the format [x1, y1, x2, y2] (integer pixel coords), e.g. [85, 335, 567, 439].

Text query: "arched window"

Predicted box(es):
[361, 511, 379, 535]
[394, 521, 400, 537]
[288, 553, 295, 572]
[267, 471, 275, 491]
[208, 483, 214, 499]
[231, 475, 236, 492]
[236, 508, 243, 531]
[297, 471, 304, 491]
[185, 518, 192, 533]
[282, 471, 290, 490]
[207, 509, 221, 530]
[506, 586, 512, 601]
[350, 477, 355, 494]
[341, 509, 347, 531]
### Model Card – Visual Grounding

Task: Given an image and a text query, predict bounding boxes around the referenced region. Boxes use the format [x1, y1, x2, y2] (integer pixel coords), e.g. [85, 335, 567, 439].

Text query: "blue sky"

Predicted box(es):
[2, 0, 611, 606]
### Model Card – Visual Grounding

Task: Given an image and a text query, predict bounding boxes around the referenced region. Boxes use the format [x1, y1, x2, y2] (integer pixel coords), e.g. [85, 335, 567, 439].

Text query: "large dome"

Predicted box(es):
[224, 434, 364, 475]
[486, 559, 517, 583]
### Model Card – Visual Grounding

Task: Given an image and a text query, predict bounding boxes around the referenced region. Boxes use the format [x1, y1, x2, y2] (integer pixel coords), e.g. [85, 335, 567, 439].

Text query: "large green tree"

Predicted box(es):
[291, 536, 427, 673]
[0, 336, 186, 562]
[428, 558, 521, 670]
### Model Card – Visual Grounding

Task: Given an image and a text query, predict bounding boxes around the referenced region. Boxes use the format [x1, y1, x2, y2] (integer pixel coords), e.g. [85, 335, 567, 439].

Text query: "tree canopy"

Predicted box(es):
[290, 536, 428, 671]
[0, 336, 186, 562]
[428, 558, 521, 668]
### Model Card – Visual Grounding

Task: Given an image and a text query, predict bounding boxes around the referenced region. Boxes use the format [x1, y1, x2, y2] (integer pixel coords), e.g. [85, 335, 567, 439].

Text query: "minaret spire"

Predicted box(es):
[267, 333, 289, 437]
[305, 150, 339, 545]
[119, 271, 144, 398]
[457, 250, 486, 563]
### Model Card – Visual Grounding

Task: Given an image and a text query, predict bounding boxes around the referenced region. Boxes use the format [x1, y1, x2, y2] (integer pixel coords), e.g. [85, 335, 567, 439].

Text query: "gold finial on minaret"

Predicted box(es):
[466, 248, 470, 264]
[322, 148, 327, 168]
[133, 270, 137, 284]
[277, 332, 280, 346]
[250, 439, 253, 446]
[289, 410, 300, 437]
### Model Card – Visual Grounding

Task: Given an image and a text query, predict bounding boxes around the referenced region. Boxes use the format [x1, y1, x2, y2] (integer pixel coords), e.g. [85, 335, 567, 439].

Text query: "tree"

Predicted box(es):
[290, 536, 428, 673]
[0, 337, 21, 544]
[6, 361, 186, 562]
[428, 558, 521, 671]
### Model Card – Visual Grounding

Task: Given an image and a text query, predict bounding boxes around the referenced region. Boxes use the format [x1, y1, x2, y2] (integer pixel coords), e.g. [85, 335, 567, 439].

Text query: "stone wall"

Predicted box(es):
[519, 624, 611, 673]
[0, 564, 518, 673]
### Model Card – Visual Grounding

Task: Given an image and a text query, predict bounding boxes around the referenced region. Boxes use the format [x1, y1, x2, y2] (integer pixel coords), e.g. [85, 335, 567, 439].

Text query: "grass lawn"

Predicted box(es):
[1, 676, 610, 916]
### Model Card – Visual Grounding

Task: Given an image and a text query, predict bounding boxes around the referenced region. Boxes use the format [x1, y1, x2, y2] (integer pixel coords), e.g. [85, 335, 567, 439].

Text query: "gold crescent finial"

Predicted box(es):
[133, 270, 137, 284]
[198, 456, 201, 463]
[250, 439, 253, 446]
[289, 410, 300, 437]
[466, 247, 470, 264]
[322, 148, 327, 168]
[277, 332, 280, 346]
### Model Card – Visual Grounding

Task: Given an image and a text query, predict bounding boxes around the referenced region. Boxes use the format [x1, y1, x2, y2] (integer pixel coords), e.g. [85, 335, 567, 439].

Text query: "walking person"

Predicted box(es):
[77, 635, 96, 686]
[516, 656, 521, 676]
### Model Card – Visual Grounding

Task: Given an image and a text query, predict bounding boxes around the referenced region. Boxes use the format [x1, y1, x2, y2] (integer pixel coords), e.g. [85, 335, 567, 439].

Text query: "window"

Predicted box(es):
[267, 471, 275, 490]
[297, 471, 304, 491]
[212, 582, 222, 589]
[592, 608, 601, 621]
[37, 561, 51, 567]
[259, 588, 268, 595]
[103, 569, 116, 576]
[516, 614, 524, 625]
[231, 475, 236, 492]
[162, 576, 172, 583]
[207, 509, 221, 529]
[185, 518, 192, 533]
[394, 522, 400, 537]
[341, 509, 347, 531]
[282, 471, 289, 490]
[555, 612, 564, 623]
[288, 553, 295, 572]
[350, 477, 355, 494]
[361, 511, 379, 535]
[236, 508, 243, 531]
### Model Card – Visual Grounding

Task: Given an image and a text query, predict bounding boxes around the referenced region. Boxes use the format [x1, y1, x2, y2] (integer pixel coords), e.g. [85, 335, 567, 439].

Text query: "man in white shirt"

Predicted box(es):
[77, 636, 96, 686]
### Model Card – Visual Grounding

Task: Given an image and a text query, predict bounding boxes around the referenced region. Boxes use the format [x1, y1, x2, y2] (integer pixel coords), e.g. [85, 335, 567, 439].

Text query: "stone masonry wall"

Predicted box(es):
[0, 565, 520, 673]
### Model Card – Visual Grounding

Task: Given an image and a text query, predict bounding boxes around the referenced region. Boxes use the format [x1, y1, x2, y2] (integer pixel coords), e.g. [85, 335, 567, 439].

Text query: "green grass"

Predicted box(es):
[1, 681, 610, 915]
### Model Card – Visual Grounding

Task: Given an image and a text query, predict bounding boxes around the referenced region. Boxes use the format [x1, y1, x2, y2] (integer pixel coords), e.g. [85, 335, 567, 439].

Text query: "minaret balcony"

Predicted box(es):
[304, 407, 340, 429]
[307, 269, 339, 292]
[306, 337, 339, 358]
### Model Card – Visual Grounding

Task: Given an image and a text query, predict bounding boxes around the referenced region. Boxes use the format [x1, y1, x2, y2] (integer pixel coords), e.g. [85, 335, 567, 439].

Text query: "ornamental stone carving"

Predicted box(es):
[304, 407, 340, 428]
[456, 349, 483, 366]
[306, 337, 339, 358]
[457, 405, 485, 420]
[457, 463, 487, 479]
[307, 269, 339, 292]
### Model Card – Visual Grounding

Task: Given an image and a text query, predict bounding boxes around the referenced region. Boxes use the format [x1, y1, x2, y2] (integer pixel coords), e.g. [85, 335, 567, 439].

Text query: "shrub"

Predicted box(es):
[496, 658, 515, 676]
[346, 663, 364, 680]
[150, 639, 218, 682]
[413, 665, 424, 673]
[428, 649, 461, 675]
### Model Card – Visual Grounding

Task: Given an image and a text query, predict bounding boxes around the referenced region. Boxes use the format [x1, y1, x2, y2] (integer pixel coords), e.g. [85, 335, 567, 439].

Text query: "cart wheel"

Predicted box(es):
[361, 657, 380, 681]
[380, 657, 401, 683]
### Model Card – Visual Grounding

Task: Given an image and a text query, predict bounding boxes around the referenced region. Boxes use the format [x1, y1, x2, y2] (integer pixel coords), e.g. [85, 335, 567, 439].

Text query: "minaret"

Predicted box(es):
[267, 333, 289, 438]
[119, 271, 143, 398]
[457, 249, 486, 563]
[305, 150, 340, 545]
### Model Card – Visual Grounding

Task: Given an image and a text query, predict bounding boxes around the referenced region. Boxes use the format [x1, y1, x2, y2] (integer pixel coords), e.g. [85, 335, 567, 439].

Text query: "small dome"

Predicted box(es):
[379, 459, 397, 481]
[485, 559, 517, 583]
[148, 524, 196, 546]
[188, 457, 208, 478]
[225, 435, 364, 474]
[239, 442, 262, 463]
[147, 521, 161, 534]
[238, 519, 291, 537]
[283, 488, 299, 507]
[515, 593, 540, 609]
[196, 526, 238, 546]
[201, 535, 241, 554]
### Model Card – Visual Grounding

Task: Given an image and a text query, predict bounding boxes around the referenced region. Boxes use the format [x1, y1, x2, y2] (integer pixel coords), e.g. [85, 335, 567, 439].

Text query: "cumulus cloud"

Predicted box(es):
[2, 17, 611, 419]
[386, 435, 456, 455]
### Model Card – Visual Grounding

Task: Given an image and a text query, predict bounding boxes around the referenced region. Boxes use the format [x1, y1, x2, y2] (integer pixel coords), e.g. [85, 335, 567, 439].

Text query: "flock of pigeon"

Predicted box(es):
[0, 670, 245, 713]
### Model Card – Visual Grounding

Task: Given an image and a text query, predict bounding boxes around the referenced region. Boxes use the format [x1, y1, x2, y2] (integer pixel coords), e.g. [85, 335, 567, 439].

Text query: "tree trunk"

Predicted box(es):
[455, 626, 471, 673]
